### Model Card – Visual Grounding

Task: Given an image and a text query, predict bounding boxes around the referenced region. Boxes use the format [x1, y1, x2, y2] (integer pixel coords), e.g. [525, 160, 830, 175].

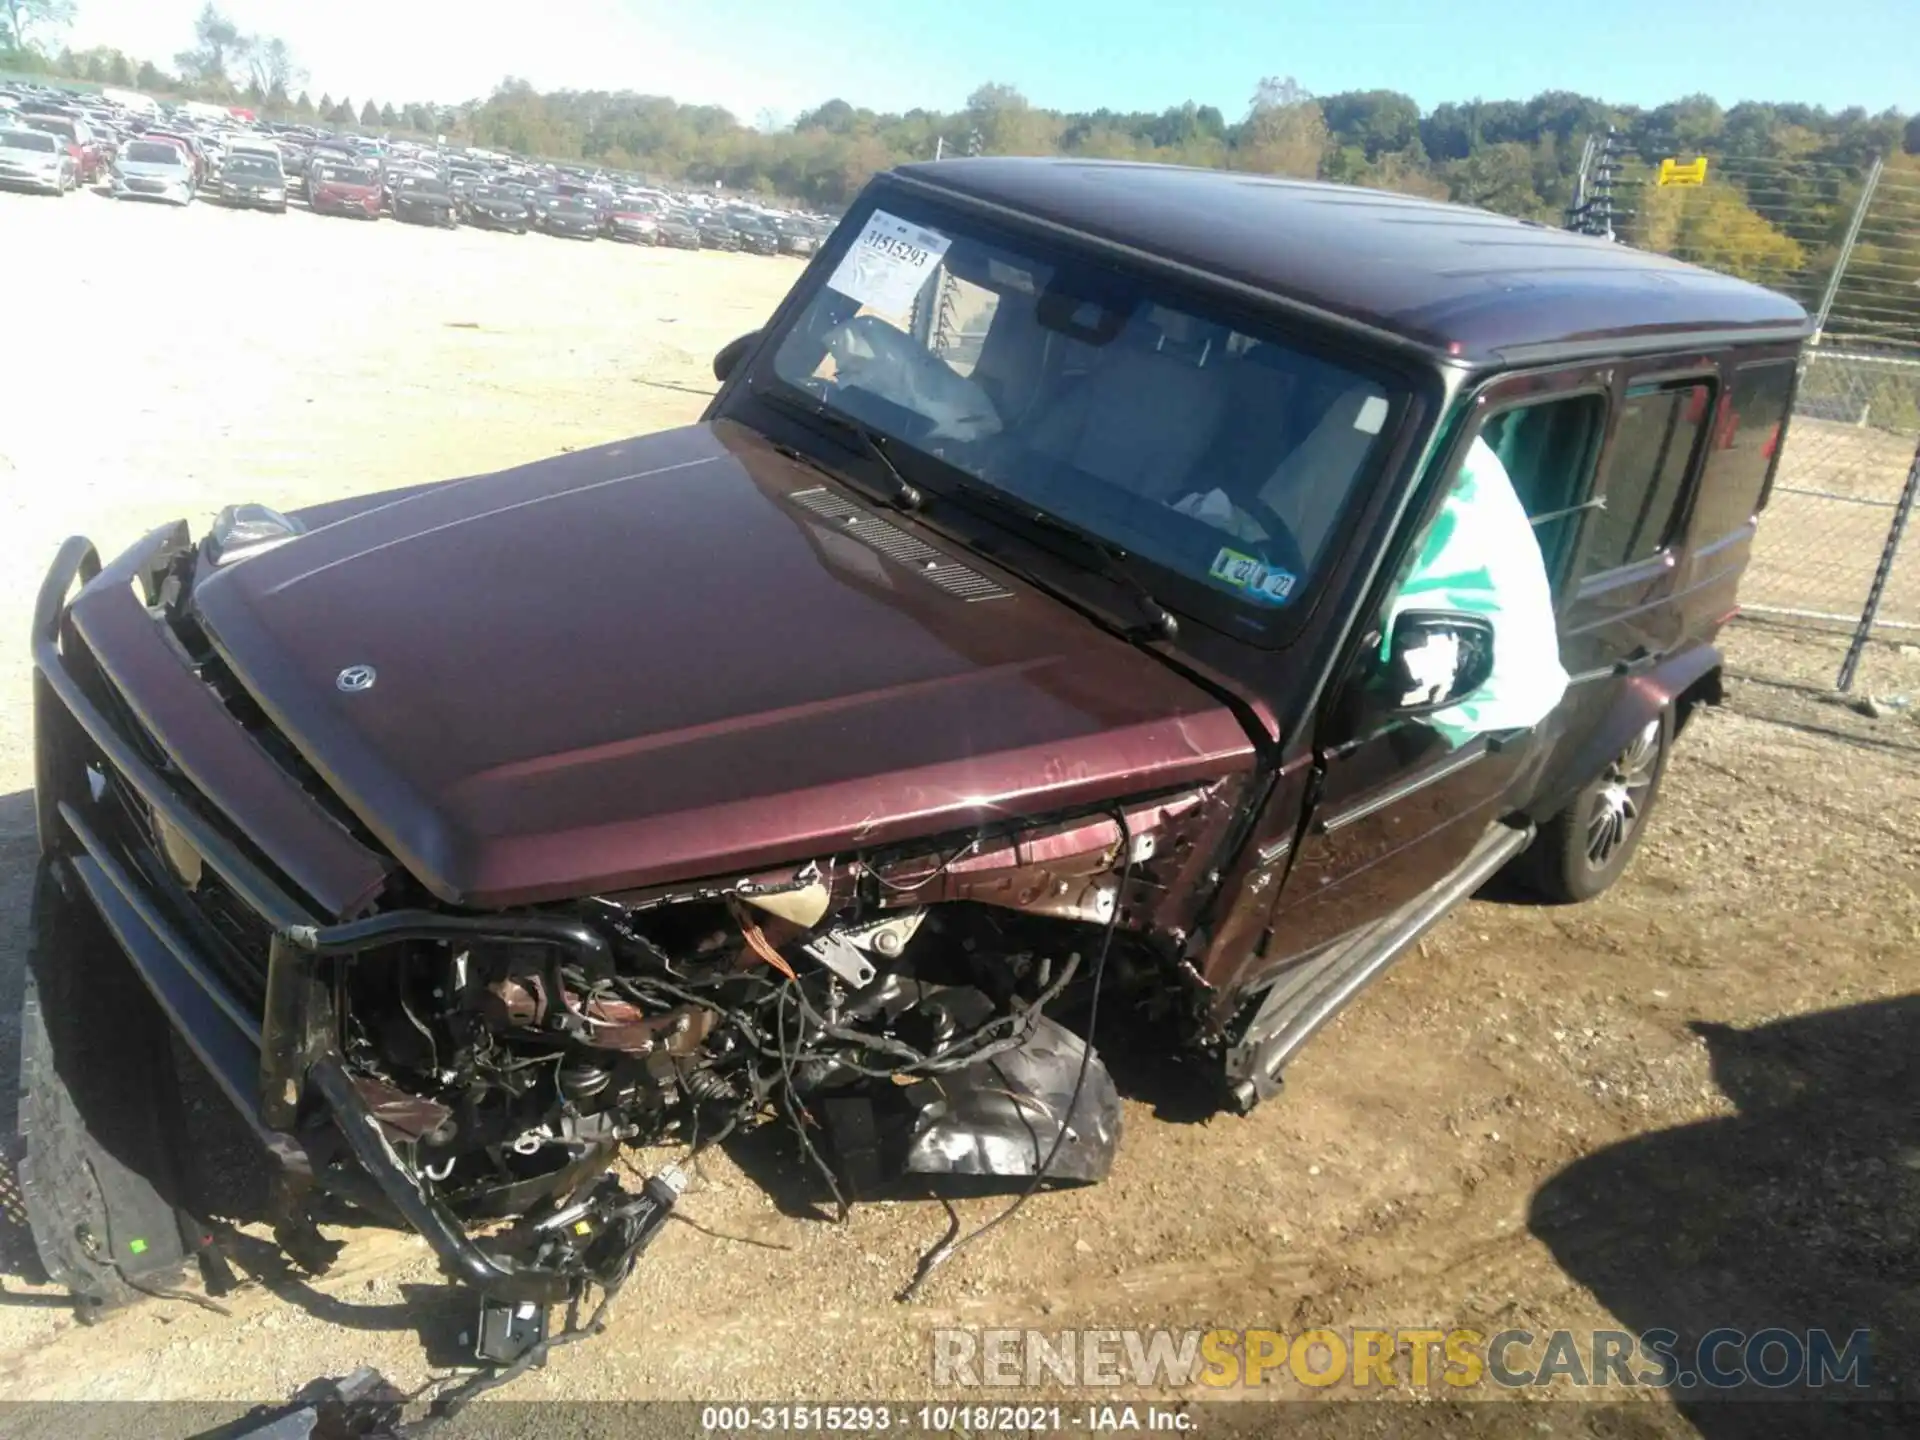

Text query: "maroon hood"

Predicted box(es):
[191, 421, 1255, 906]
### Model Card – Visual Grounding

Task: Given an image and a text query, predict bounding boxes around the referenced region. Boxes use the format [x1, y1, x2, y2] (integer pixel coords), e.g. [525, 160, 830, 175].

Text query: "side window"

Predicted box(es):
[1477, 394, 1607, 588]
[1584, 380, 1712, 572]
[1691, 360, 1797, 541]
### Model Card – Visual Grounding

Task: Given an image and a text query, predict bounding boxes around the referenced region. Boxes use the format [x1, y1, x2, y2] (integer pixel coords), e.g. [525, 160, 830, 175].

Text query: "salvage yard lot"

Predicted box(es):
[1, 191, 1916, 1427]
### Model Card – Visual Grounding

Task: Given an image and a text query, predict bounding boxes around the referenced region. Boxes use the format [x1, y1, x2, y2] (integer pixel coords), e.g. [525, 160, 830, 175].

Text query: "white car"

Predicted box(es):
[225, 133, 283, 162]
[111, 139, 197, 205]
[0, 126, 75, 194]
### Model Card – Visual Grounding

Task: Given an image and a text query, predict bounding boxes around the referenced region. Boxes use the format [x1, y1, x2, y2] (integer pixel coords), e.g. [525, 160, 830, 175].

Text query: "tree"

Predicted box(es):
[379, 102, 398, 127]
[316, 92, 334, 121]
[1321, 89, 1422, 160]
[1362, 149, 1448, 200]
[1444, 141, 1547, 217]
[294, 90, 315, 120]
[795, 98, 860, 134]
[135, 60, 166, 91]
[1634, 178, 1806, 287]
[1, 0, 74, 53]
[335, 97, 356, 125]
[174, 3, 242, 86]
[1648, 94, 1725, 154]
[360, 99, 380, 127]
[964, 81, 1059, 156]
[1234, 76, 1328, 178]
[239, 35, 304, 97]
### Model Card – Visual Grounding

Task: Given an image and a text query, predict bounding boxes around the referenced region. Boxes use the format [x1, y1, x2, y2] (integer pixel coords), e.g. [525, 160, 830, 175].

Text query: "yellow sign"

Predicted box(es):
[1657, 156, 1709, 186]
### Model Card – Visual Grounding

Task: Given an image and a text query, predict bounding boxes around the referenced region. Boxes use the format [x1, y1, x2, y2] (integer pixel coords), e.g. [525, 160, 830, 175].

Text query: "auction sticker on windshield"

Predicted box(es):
[827, 209, 952, 316]
[1209, 546, 1297, 605]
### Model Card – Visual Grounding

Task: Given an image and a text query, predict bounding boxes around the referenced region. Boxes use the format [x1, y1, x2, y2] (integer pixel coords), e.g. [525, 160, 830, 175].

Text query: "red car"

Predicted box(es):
[306, 155, 383, 219]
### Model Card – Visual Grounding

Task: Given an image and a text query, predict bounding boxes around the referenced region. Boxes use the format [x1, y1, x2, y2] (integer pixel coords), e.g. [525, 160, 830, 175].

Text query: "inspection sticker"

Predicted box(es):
[1209, 546, 1297, 605]
[827, 209, 952, 316]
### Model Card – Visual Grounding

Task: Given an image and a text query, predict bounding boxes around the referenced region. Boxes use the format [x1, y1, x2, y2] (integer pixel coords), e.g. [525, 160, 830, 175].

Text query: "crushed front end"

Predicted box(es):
[29, 520, 1251, 1331]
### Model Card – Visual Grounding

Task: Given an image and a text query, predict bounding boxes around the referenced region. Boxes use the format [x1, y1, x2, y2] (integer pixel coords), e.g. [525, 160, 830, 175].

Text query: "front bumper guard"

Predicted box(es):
[33, 536, 619, 1306]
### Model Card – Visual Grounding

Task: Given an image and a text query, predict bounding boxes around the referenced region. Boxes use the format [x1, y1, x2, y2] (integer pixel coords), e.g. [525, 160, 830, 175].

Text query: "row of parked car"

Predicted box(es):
[0, 83, 836, 255]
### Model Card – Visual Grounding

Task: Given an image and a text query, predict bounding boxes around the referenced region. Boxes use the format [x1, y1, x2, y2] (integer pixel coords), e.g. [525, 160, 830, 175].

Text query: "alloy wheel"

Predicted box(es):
[1585, 717, 1662, 869]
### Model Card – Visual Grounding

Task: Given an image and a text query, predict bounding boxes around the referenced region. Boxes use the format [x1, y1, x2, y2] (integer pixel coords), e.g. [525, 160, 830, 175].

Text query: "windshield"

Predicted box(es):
[125, 141, 181, 165]
[314, 162, 376, 184]
[763, 196, 1403, 624]
[225, 155, 279, 178]
[2, 129, 58, 152]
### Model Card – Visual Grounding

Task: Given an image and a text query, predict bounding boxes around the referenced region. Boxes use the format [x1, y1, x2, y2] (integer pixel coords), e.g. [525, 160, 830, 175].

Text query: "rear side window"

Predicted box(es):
[1585, 381, 1712, 571]
[1690, 360, 1797, 541]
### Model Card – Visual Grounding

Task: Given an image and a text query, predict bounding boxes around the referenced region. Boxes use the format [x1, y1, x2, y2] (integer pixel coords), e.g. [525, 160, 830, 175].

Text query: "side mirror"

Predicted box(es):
[1383, 611, 1496, 715]
[712, 329, 760, 385]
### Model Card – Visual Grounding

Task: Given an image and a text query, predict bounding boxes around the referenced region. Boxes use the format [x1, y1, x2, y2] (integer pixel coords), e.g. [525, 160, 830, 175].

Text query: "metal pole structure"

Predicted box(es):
[1836, 431, 1920, 693]
[1564, 133, 1595, 230]
[1811, 153, 1884, 346]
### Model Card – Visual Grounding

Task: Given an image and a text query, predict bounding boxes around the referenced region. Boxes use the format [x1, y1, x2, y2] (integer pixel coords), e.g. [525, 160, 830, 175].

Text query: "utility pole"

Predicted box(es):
[1565, 127, 1625, 240]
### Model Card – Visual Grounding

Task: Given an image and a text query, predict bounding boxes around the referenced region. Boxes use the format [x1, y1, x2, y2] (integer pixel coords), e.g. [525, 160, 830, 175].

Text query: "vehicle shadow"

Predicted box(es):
[211, 1223, 476, 1361]
[0, 788, 52, 1295]
[1093, 1008, 1228, 1124]
[1528, 995, 1920, 1434]
[0, 785, 278, 1293]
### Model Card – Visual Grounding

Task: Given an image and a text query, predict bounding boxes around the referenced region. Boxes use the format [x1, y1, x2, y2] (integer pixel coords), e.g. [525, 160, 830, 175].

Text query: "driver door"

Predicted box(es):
[1262, 371, 1610, 967]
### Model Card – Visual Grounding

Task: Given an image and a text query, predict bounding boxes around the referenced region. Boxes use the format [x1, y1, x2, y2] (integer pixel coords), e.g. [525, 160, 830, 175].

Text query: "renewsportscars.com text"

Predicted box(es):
[931, 1326, 1872, 1391]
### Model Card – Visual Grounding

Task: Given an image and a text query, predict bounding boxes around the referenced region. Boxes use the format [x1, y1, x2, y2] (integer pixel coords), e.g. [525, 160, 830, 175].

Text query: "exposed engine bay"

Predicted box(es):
[30, 501, 1255, 1400]
[318, 789, 1235, 1237]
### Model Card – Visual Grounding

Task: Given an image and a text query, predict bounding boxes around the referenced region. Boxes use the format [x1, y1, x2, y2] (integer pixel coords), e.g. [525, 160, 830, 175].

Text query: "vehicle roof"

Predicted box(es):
[890, 158, 1813, 364]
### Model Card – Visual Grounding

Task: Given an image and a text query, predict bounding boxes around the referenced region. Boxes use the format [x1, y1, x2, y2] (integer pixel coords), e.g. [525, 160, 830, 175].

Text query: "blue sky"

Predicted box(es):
[66, 0, 1916, 120]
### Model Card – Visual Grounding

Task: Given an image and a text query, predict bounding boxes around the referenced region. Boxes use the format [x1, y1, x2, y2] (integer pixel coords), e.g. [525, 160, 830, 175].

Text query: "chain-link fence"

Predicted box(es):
[1745, 349, 1920, 644]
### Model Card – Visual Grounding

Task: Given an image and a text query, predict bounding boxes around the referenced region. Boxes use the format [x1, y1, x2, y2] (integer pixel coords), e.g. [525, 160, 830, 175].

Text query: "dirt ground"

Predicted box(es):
[0, 188, 1915, 1435]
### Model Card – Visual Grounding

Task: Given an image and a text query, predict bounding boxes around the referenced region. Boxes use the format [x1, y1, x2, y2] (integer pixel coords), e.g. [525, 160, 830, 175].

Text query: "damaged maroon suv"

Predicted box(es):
[26, 160, 1808, 1349]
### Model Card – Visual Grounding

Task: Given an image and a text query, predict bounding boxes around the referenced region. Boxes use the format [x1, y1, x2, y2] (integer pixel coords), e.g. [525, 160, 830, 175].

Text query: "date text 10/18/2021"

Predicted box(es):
[700, 1405, 1193, 1432]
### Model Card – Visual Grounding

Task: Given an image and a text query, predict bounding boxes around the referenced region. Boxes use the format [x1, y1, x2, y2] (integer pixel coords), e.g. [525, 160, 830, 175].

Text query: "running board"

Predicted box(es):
[1225, 821, 1535, 1114]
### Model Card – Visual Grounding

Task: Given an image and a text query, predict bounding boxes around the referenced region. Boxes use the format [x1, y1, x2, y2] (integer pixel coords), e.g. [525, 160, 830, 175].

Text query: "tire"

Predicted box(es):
[18, 860, 196, 1316]
[1516, 708, 1671, 904]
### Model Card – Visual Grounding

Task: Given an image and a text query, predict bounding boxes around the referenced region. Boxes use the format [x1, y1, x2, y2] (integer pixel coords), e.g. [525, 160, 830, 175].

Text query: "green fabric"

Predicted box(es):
[1384, 435, 1569, 749]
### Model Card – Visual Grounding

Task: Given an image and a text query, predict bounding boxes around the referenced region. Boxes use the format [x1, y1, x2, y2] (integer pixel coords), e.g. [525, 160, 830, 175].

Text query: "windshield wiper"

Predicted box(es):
[952, 480, 1179, 643]
[757, 387, 922, 512]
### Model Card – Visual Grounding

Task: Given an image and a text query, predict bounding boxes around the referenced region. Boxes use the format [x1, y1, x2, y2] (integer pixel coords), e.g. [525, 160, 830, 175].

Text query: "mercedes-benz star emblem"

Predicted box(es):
[336, 664, 377, 693]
